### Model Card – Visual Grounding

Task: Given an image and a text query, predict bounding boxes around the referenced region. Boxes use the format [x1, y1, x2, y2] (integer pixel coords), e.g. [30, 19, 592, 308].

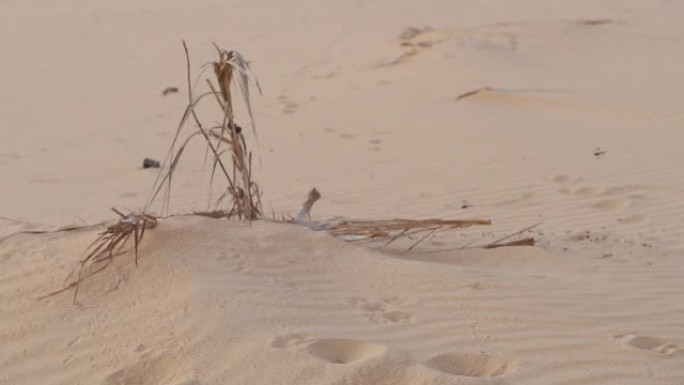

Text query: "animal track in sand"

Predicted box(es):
[593, 197, 630, 211]
[553, 179, 640, 213]
[574, 186, 605, 196]
[553, 175, 572, 184]
[217, 252, 251, 273]
[347, 297, 416, 324]
[102, 355, 186, 385]
[307, 339, 387, 364]
[271, 333, 317, 349]
[465, 281, 499, 291]
[617, 214, 647, 224]
[277, 94, 298, 114]
[377, 19, 615, 67]
[382, 310, 415, 323]
[425, 353, 518, 377]
[368, 138, 382, 151]
[613, 334, 680, 355]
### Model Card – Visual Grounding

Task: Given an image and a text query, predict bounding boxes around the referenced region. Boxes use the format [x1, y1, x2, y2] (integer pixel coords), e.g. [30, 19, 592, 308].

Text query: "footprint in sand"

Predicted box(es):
[271, 334, 388, 365]
[553, 175, 572, 184]
[347, 297, 416, 324]
[272, 334, 388, 365]
[574, 186, 605, 196]
[368, 138, 382, 152]
[553, 175, 576, 195]
[277, 94, 298, 114]
[307, 338, 387, 364]
[613, 334, 680, 355]
[593, 197, 630, 211]
[465, 281, 499, 291]
[271, 333, 317, 349]
[617, 214, 647, 224]
[217, 252, 251, 273]
[377, 19, 615, 67]
[551, 177, 636, 212]
[425, 352, 518, 378]
[102, 355, 197, 385]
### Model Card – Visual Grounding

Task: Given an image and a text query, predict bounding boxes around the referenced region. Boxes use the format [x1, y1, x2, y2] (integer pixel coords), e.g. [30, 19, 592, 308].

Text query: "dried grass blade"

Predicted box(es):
[483, 238, 535, 248]
[133, 223, 140, 266]
[485, 222, 540, 248]
[407, 227, 440, 251]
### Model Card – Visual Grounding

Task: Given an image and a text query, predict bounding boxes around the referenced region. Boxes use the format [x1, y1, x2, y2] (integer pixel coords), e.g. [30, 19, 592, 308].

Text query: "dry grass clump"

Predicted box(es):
[39, 43, 534, 304]
[41, 209, 157, 303]
[43, 42, 263, 302]
[146, 41, 262, 220]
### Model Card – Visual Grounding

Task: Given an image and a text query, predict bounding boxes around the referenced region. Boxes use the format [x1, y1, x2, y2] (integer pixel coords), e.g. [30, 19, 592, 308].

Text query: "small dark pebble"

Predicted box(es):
[143, 158, 160, 169]
[162, 87, 179, 96]
[232, 124, 242, 134]
[593, 147, 606, 157]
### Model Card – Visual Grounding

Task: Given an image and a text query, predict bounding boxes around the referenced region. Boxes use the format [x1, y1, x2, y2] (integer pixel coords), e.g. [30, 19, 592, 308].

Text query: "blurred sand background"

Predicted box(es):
[2, 1, 684, 384]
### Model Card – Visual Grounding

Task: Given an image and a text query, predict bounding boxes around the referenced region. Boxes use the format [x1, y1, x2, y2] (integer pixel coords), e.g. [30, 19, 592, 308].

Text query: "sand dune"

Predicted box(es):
[2, 0, 684, 383]
[1, 217, 683, 384]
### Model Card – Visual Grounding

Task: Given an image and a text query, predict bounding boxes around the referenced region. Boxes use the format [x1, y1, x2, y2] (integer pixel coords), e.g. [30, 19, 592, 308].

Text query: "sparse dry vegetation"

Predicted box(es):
[40, 42, 535, 303]
[146, 41, 263, 220]
[45, 42, 264, 303]
[40, 209, 157, 303]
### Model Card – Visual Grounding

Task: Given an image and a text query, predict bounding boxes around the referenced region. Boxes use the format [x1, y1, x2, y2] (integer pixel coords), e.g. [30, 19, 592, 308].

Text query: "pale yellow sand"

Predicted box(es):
[2, 217, 684, 384]
[2, 0, 684, 384]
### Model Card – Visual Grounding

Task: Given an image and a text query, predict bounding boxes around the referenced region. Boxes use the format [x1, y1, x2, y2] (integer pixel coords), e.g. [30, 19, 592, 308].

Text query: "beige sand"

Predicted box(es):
[2, 0, 684, 384]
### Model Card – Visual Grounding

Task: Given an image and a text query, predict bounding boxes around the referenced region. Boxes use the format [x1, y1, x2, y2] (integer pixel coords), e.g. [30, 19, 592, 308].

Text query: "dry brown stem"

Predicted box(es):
[295, 188, 321, 222]
[146, 41, 262, 220]
[40, 209, 157, 303]
[327, 218, 491, 242]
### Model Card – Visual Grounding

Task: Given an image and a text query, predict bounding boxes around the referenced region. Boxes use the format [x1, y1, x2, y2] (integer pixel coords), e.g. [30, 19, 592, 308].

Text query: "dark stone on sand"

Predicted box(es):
[162, 86, 179, 96]
[143, 158, 160, 169]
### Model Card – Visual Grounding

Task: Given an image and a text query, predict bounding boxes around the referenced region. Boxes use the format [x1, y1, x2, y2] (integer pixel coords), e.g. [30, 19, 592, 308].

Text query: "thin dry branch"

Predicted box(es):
[41, 209, 157, 303]
[323, 218, 491, 247]
[328, 218, 490, 235]
[483, 238, 535, 248]
[295, 188, 321, 222]
[483, 222, 541, 248]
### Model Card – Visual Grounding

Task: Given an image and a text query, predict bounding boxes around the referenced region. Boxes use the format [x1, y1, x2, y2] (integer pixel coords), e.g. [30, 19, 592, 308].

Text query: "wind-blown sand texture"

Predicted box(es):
[2, 0, 684, 384]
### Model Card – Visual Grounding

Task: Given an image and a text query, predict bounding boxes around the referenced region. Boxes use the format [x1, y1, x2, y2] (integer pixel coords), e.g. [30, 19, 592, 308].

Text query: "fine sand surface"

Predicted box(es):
[2, 0, 684, 384]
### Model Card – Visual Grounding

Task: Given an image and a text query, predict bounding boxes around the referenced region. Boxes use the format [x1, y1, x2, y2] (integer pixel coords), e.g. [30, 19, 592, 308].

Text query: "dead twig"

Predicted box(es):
[326, 218, 491, 248]
[482, 223, 541, 249]
[483, 237, 535, 248]
[41, 209, 157, 304]
[295, 188, 321, 222]
[456, 87, 494, 100]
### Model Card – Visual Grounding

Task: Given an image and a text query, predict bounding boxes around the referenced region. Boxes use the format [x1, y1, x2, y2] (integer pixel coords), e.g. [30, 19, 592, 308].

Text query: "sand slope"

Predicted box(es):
[1, 216, 683, 384]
